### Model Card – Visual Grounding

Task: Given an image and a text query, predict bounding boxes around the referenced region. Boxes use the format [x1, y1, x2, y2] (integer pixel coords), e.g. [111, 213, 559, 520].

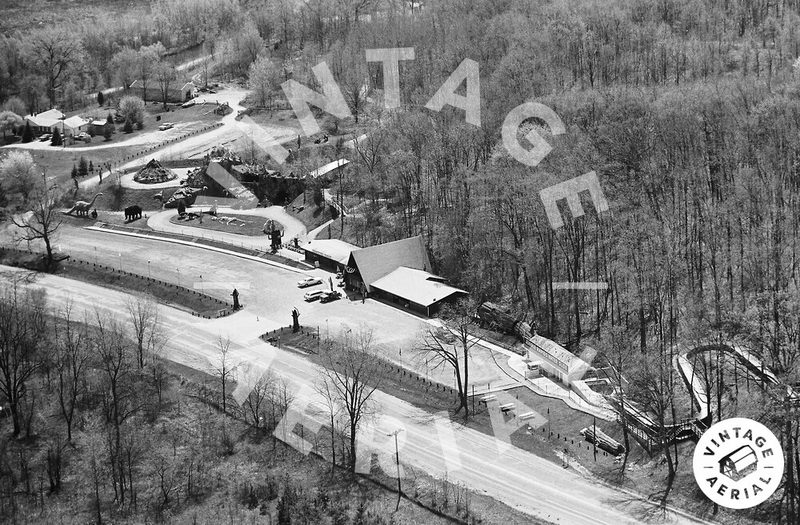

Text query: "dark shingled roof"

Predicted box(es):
[349, 236, 431, 292]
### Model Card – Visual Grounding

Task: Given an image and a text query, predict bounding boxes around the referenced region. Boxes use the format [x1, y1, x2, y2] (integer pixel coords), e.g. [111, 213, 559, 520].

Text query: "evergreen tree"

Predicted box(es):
[277, 491, 292, 524]
[71, 165, 79, 192]
[103, 123, 113, 141]
[89, 160, 94, 172]
[106, 113, 114, 125]
[123, 118, 133, 134]
[78, 157, 88, 178]
[51, 127, 62, 146]
[21, 121, 33, 143]
[97, 91, 104, 106]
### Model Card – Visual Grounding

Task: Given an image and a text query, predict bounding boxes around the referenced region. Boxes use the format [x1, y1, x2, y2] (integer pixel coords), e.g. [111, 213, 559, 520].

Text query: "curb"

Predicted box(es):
[84, 226, 309, 274]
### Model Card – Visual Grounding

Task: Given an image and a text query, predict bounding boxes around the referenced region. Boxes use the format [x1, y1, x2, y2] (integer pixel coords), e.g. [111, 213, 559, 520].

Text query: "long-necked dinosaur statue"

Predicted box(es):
[65, 193, 103, 217]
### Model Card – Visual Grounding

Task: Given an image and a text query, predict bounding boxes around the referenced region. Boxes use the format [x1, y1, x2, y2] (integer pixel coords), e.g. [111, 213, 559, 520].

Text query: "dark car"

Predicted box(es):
[320, 291, 342, 303]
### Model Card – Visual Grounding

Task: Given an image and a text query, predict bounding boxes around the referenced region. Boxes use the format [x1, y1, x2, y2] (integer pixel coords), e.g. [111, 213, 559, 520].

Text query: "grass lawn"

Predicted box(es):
[169, 212, 281, 236]
[6, 102, 223, 186]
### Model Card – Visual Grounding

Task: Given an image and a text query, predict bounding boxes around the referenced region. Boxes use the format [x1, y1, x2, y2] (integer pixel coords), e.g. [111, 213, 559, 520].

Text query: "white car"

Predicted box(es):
[158, 123, 174, 131]
[304, 290, 325, 302]
[297, 277, 322, 288]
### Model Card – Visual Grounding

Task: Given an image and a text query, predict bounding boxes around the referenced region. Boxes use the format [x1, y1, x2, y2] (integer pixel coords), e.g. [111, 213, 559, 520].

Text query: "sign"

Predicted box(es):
[693, 417, 783, 509]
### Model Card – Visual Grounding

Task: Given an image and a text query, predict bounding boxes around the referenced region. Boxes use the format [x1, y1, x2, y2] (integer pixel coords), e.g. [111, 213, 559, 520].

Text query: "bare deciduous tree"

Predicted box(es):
[54, 300, 90, 441]
[127, 295, 164, 370]
[0, 283, 46, 436]
[211, 336, 237, 416]
[319, 327, 382, 473]
[417, 300, 479, 419]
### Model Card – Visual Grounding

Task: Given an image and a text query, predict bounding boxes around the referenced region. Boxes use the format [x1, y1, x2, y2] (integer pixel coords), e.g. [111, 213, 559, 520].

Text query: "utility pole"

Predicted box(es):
[593, 416, 597, 461]
[386, 428, 404, 511]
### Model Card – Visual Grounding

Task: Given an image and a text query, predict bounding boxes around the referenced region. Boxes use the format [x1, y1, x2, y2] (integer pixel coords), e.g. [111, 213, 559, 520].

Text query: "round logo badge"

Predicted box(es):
[693, 417, 784, 509]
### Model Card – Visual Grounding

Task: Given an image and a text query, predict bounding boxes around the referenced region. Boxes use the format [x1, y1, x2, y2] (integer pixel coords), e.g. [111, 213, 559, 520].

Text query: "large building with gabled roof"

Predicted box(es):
[344, 236, 467, 316]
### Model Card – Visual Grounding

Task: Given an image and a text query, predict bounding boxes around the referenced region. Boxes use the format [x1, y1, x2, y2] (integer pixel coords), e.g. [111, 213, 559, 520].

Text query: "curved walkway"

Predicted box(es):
[147, 205, 307, 250]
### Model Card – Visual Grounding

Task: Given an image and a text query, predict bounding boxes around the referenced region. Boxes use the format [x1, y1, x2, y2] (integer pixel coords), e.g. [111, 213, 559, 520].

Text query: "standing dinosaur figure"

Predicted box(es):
[65, 193, 103, 217]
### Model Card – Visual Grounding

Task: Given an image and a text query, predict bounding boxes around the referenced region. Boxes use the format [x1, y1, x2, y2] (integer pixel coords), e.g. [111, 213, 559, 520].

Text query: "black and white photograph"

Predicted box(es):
[0, 0, 798, 523]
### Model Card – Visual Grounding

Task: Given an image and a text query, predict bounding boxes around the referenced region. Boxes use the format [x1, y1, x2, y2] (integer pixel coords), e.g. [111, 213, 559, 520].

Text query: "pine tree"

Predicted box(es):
[51, 127, 62, 146]
[106, 113, 114, 125]
[78, 157, 89, 178]
[21, 121, 33, 143]
[89, 160, 94, 172]
[277, 492, 292, 524]
[103, 123, 113, 141]
[123, 118, 133, 134]
[97, 91, 104, 106]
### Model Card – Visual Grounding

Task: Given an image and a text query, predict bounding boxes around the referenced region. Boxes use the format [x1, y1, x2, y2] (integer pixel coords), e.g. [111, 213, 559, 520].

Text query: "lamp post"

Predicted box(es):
[386, 428, 404, 511]
[147, 260, 151, 279]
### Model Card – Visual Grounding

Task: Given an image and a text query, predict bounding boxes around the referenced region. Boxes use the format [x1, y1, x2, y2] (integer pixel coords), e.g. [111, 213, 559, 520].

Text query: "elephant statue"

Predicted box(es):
[124, 205, 143, 222]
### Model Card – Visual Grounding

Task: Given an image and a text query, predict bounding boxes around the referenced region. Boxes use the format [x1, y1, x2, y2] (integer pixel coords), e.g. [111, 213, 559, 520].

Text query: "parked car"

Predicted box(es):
[181, 99, 196, 108]
[304, 290, 325, 302]
[75, 132, 91, 142]
[158, 123, 174, 131]
[39, 133, 51, 142]
[320, 291, 342, 303]
[297, 277, 323, 288]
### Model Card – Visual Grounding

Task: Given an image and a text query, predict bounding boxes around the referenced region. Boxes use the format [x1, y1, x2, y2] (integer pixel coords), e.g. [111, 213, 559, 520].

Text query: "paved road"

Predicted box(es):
[2, 223, 506, 388]
[1, 268, 704, 525]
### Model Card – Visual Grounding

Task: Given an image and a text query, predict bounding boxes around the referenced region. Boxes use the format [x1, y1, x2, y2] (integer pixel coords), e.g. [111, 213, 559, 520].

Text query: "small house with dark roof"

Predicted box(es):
[344, 236, 467, 316]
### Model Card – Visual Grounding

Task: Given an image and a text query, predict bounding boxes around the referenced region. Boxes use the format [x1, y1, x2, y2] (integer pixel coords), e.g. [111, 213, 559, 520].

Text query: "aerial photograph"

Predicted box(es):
[0, 0, 798, 524]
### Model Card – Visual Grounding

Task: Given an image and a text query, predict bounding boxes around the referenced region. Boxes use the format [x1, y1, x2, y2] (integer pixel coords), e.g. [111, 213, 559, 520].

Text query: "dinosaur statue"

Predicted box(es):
[164, 186, 207, 209]
[65, 193, 103, 217]
[124, 205, 142, 222]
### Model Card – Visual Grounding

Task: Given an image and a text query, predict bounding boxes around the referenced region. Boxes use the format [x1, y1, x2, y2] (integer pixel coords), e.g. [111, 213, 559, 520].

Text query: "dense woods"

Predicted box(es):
[2, 0, 800, 521]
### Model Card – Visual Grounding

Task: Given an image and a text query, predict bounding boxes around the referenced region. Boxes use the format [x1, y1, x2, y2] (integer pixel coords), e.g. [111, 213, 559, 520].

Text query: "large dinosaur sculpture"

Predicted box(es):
[65, 193, 103, 217]
[164, 186, 207, 209]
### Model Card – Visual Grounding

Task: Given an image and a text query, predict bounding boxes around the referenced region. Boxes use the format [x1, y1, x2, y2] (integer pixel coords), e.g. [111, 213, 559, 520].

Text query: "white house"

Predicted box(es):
[24, 109, 64, 134]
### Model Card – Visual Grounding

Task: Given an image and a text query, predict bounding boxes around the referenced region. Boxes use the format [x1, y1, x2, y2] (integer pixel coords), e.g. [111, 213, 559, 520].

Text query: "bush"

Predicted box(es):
[123, 118, 134, 134]
[118, 95, 145, 125]
[103, 124, 113, 141]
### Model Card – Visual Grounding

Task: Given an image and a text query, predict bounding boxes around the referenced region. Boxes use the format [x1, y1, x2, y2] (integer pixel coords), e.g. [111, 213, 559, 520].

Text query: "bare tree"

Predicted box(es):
[54, 300, 90, 441]
[417, 300, 479, 419]
[7, 165, 63, 267]
[242, 369, 275, 429]
[211, 336, 238, 416]
[317, 365, 346, 472]
[93, 312, 141, 507]
[319, 327, 382, 472]
[0, 282, 46, 436]
[126, 295, 164, 369]
[29, 28, 82, 105]
[155, 61, 177, 110]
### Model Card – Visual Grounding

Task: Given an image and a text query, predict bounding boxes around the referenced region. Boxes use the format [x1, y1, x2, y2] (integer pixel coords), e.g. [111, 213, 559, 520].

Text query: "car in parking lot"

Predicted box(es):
[320, 290, 342, 303]
[304, 290, 325, 302]
[297, 277, 323, 288]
